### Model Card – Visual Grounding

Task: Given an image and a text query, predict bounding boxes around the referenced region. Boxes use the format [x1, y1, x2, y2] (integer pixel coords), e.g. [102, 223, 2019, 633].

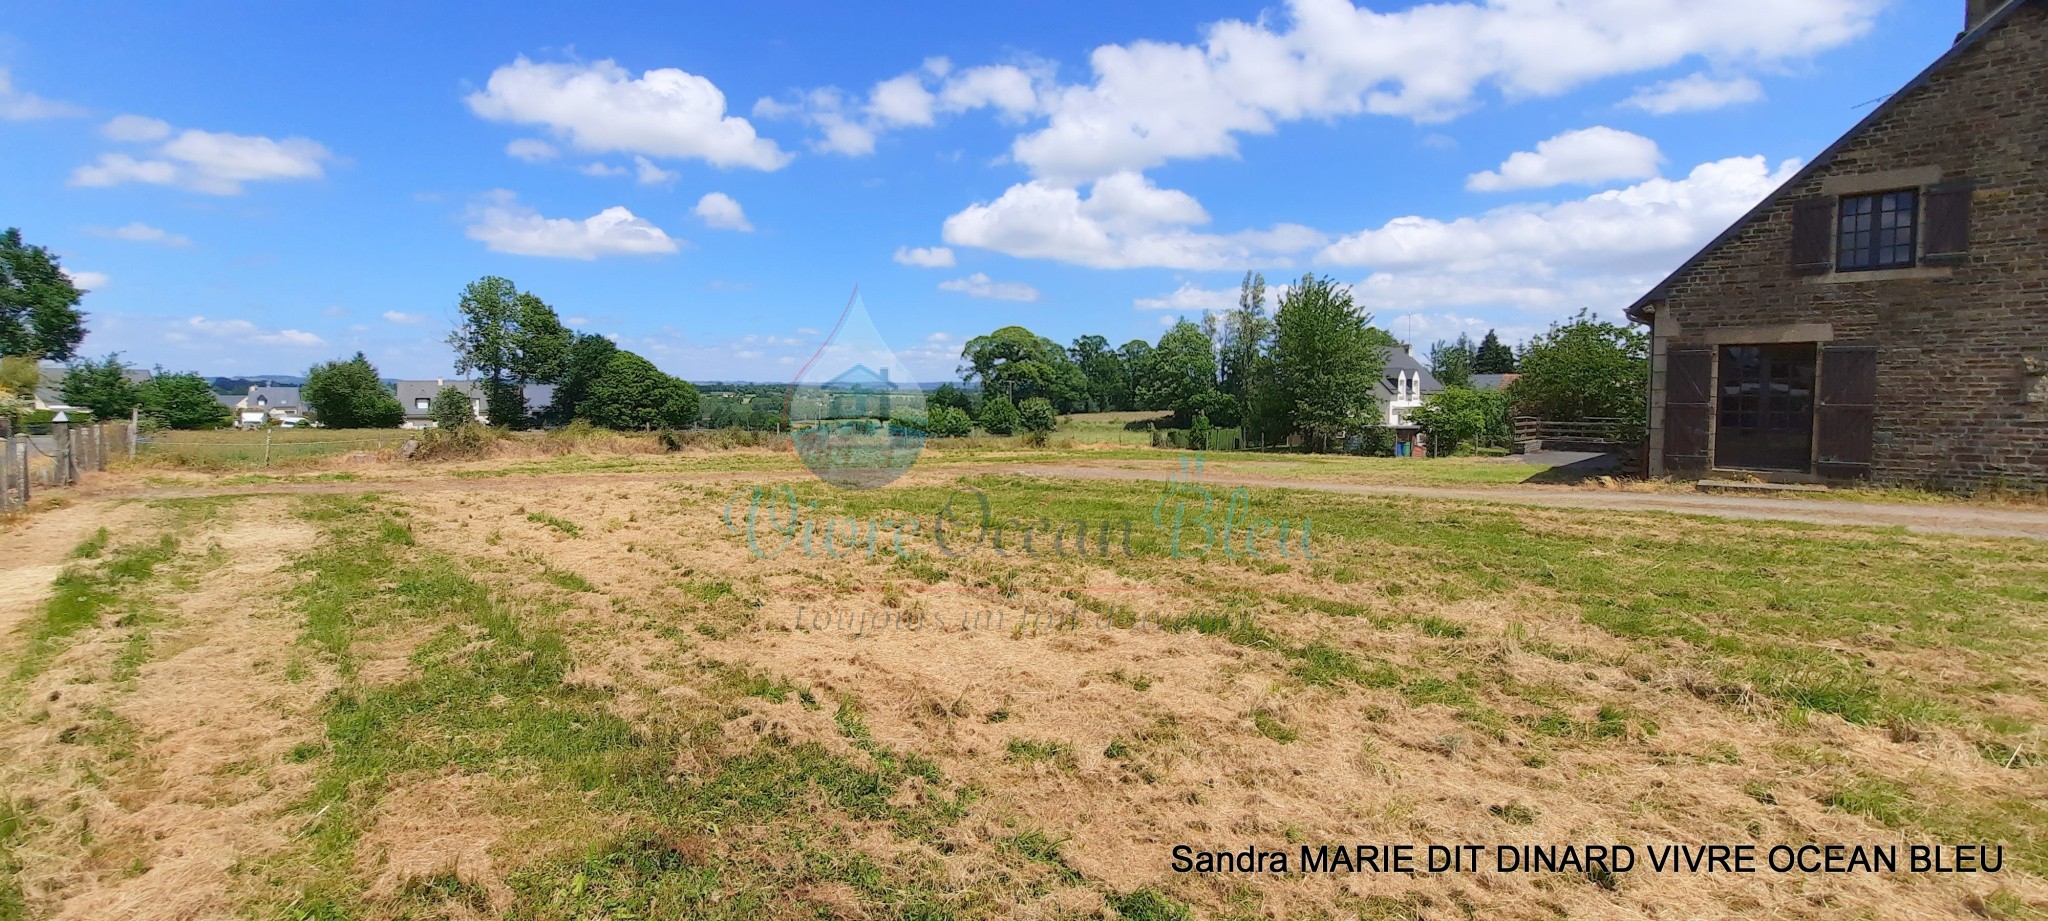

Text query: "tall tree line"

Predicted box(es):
[954, 271, 1393, 450]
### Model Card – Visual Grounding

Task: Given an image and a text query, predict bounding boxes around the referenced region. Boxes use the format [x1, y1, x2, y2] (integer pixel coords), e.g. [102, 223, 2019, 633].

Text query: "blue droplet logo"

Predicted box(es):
[786, 290, 926, 489]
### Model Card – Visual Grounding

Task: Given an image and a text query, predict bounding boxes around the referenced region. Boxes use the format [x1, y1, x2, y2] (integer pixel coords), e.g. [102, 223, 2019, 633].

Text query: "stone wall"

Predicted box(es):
[1647, 2, 2048, 488]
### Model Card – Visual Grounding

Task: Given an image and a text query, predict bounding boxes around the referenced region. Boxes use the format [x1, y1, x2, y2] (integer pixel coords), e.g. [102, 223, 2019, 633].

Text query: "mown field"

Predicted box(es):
[1, 447, 2044, 920]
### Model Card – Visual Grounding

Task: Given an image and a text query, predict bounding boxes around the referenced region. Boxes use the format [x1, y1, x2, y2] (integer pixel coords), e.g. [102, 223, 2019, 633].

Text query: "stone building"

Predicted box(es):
[1628, 0, 2047, 488]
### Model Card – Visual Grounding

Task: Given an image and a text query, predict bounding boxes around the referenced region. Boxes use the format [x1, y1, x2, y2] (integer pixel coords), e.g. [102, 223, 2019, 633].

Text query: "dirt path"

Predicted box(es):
[1011, 463, 2048, 541]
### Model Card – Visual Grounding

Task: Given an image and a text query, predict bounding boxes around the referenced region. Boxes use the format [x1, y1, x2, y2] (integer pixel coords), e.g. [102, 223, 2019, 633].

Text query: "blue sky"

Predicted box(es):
[0, 0, 1956, 382]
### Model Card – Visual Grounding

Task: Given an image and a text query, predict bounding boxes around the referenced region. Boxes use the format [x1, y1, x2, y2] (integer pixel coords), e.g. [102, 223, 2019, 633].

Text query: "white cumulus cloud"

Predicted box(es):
[71, 123, 334, 195]
[756, 57, 1050, 156]
[1624, 73, 1767, 114]
[1002, 0, 1873, 182]
[382, 310, 427, 325]
[65, 270, 111, 291]
[1319, 154, 1801, 318]
[692, 192, 753, 231]
[892, 245, 955, 268]
[939, 272, 1040, 302]
[467, 57, 791, 171]
[465, 190, 682, 259]
[1466, 127, 1664, 192]
[634, 155, 679, 186]
[942, 171, 1322, 270]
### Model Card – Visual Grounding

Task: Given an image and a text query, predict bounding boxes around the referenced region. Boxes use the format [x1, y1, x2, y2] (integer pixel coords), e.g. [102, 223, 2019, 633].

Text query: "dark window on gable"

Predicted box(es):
[1836, 190, 1917, 271]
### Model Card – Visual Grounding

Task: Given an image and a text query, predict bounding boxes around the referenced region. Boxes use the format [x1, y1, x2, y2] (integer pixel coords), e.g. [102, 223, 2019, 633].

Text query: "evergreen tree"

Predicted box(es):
[1474, 329, 1516, 374]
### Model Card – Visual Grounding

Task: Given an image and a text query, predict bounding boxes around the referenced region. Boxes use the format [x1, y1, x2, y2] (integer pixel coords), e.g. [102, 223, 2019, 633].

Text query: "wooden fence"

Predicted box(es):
[0, 419, 136, 513]
[1512, 416, 1644, 445]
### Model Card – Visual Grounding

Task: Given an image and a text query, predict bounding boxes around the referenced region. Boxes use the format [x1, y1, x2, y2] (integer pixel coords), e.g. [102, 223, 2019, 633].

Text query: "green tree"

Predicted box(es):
[1428, 333, 1477, 389]
[929, 382, 973, 417]
[60, 353, 140, 419]
[1219, 270, 1273, 426]
[1507, 311, 1647, 423]
[447, 276, 572, 428]
[303, 352, 405, 429]
[548, 333, 619, 423]
[1474, 329, 1516, 374]
[1272, 276, 1385, 451]
[0, 228, 89, 360]
[1018, 397, 1057, 434]
[958, 326, 1087, 411]
[430, 386, 476, 429]
[1117, 340, 1155, 411]
[925, 405, 972, 437]
[977, 392, 1020, 435]
[1137, 320, 1225, 427]
[1409, 387, 1512, 455]
[583, 351, 700, 430]
[138, 372, 231, 430]
[1067, 334, 1125, 412]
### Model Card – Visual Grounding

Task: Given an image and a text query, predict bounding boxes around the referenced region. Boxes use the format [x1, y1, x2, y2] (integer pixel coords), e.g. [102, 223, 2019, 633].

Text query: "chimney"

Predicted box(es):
[1966, 0, 1998, 32]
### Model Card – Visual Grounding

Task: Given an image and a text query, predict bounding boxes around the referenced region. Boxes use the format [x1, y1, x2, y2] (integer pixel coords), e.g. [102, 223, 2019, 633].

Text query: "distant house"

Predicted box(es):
[395, 379, 555, 428]
[1628, 0, 2048, 487]
[1468, 373, 1521, 391]
[1379, 347, 1442, 428]
[222, 385, 304, 427]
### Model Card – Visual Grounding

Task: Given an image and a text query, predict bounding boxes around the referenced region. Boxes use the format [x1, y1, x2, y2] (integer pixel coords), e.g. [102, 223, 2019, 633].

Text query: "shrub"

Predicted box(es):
[584, 352, 700, 430]
[925, 405, 972, 437]
[1188, 412, 1212, 451]
[1018, 397, 1057, 434]
[410, 423, 500, 461]
[978, 393, 1020, 435]
[302, 352, 404, 428]
[430, 386, 476, 430]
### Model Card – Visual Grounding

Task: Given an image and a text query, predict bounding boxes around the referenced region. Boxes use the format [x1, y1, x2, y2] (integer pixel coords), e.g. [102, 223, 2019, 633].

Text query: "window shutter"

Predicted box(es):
[1663, 346, 1712, 473]
[1789, 199, 1834, 275]
[1816, 343, 1878, 479]
[1922, 180, 1974, 261]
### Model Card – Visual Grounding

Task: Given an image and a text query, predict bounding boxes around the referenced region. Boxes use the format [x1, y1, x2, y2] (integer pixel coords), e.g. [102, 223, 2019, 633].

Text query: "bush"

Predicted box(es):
[1410, 387, 1513, 455]
[1188, 412, 1213, 450]
[1352, 426, 1396, 457]
[430, 386, 476, 429]
[1018, 397, 1057, 434]
[978, 394, 1020, 435]
[409, 423, 501, 461]
[925, 405, 972, 437]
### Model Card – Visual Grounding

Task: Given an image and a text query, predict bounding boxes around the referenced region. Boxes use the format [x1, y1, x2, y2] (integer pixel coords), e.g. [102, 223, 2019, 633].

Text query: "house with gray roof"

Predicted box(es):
[396, 379, 557, 428]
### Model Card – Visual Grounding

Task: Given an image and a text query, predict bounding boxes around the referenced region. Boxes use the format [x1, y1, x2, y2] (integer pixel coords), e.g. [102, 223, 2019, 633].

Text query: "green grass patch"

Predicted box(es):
[14, 533, 177, 680]
[525, 511, 582, 537]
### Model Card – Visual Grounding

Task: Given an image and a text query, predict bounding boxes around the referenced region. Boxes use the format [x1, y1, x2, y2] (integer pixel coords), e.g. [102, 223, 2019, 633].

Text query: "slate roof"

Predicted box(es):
[1379, 348, 1442, 398]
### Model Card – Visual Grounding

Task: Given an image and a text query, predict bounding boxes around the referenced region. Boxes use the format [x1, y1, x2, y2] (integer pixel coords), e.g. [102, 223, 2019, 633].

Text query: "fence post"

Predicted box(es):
[264, 429, 273, 467]
[129, 408, 139, 461]
[1, 436, 12, 511]
[16, 434, 27, 503]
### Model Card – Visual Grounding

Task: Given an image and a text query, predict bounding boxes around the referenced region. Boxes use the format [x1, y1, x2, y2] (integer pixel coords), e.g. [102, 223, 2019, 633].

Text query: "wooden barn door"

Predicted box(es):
[1816, 344, 1878, 480]
[1662, 347, 1713, 473]
[1715, 344, 1817, 472]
